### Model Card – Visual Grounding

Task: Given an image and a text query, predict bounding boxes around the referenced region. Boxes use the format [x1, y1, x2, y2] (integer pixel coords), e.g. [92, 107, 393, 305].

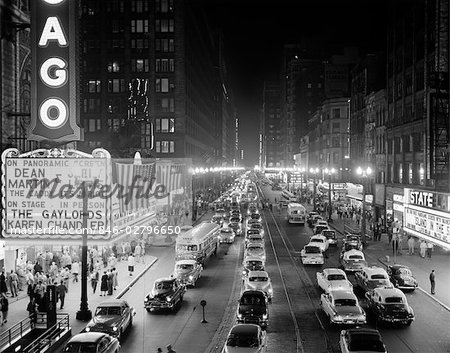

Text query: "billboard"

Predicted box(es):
[29, 0, 82, 142]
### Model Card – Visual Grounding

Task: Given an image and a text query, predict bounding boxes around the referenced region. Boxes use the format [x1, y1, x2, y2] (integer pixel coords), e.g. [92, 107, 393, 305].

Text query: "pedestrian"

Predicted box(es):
[0, 271, 8, 296]
[90, 271, 99, 294]
[34, 281, 45, 309]
[420, 240, 427, 258]
[426, 242, 434, 259]
[157, 349, 163, 353]
[100, 271, 108, 296]
[0, 293, 7, 324]
[407, 236, 415, 255]
[27, 298, 37, 328]
[134, 244, 142, 264]
[56, 281, 67, 309]
[391, 233, 399, 255]
[71, 261, 79, 283]
[166, 344, 176, 353]
[128, 254, 135, 276]
[112, 268, 118, 290]
[107, 270, 114, 295]
[429, 269, 436, 294]
[9, 270, 18, 297]
[27, 279, 35, 300]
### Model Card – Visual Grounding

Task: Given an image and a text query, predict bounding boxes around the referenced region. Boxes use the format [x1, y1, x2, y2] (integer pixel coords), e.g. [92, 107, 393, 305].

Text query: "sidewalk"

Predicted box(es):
[326, 209, 450, 311]
[0, 254, 157, 335]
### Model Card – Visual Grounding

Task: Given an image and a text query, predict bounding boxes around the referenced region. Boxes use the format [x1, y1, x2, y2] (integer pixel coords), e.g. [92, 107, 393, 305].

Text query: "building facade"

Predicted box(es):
[261, 81, 282, 168]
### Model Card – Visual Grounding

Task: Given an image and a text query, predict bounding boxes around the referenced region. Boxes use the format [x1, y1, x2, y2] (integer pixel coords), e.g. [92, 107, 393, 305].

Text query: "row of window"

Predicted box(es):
[387, 163, 425, 185]
[86, 79, 175, 93]
[155, 140, 175, 153]
[85, 38, 175, 53]
[83, 97, 174, 117]
[130, 19, 174, 33]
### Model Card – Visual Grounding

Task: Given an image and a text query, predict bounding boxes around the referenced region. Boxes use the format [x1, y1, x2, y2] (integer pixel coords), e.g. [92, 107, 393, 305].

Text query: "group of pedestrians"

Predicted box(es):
[156, 344, 176, 353]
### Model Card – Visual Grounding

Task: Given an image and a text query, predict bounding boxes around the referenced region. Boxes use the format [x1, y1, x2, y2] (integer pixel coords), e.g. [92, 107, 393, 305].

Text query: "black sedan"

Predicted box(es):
[85, 299, 135, 341]
[387, 264, 418, 291]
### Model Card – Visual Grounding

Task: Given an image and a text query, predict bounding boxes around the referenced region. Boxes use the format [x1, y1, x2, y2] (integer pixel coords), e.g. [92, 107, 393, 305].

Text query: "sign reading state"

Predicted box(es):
[2, 154, 109, 240]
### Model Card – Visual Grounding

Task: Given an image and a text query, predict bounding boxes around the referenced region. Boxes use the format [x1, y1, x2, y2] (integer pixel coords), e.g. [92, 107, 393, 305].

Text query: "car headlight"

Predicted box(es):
[237, 313, 242, 319]
[242, 270, 247, 275]
[333, 315, 343, 322]
[268, 288, 273, 293]
[189, 275, 194, 280]
[85, 327, 91, 332]
[112, 326, 118, 332]
[167, 296, 172, 302]
[262, 314, 268, 320]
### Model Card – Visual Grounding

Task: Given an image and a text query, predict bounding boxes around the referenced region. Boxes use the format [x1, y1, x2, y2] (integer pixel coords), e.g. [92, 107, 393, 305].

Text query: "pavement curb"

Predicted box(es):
[116, 257, 158, 299]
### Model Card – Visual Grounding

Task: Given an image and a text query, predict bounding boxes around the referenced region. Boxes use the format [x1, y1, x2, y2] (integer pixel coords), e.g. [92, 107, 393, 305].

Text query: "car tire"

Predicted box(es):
[129, 315, 133, 327]
[146, 308, 151, 313]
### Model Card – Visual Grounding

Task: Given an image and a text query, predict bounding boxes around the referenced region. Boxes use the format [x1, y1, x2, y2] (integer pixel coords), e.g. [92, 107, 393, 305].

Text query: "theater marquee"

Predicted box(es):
[29, 0, 82, 142]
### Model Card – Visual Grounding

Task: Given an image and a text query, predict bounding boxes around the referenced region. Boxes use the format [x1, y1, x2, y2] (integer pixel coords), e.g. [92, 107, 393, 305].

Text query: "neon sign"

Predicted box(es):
[29, 0, 82, 142]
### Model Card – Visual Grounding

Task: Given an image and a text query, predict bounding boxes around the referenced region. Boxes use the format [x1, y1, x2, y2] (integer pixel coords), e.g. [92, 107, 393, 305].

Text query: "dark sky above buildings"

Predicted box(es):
[202, 0, 390, 166]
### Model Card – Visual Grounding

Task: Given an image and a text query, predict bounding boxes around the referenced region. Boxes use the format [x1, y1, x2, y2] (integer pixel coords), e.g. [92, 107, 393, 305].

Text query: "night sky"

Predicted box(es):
[202, 0, 390, 166]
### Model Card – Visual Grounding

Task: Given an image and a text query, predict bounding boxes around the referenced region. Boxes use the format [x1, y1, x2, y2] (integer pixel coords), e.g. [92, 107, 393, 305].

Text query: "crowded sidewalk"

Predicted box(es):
[0, 253, 156, 335]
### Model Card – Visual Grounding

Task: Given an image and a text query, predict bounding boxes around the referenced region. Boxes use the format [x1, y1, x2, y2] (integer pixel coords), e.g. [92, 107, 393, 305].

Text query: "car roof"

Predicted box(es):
[346, 328, 382, 339]
[343, 249, 364, 256]
[175, 259, 197, 265]
[323, 268, 346, 276]
[68, 332, 108, 343]
[373, 287, 406, 299]
[389, 264, 410, 270]
[248, 271, 268, 277]
[311, 235, 326, 240]
[221, 228, 233, 232]
[241, 289, 266, 297]
[244, 256, 264, 262]
[230, 324, 260, 335]
[155, 277, 176, 283]
[363, 267, 388, 276]
[330, 290, 356, 300]
[97, 299, 128, 307]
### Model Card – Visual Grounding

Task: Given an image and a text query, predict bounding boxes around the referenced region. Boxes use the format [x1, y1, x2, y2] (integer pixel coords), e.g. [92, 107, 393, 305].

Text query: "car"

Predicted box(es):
[365, 287, 415, 326]
[221, 324, 267, 353]
[271, 184, 282, 191]
[321, 229, 338, 245]
[308, 214, 323, 227]
[212, 214, 224, 227]
[249, 212, 262, 221]
[320, 290, 366, 325]
[229, 216, 242, 225]
[84, 299, 135, 341]
[229, 221, 242, 236]
[343, 234, 363, 251]
[244, 244, 266, 261]
[306, 211, 320, 226]
[243, 271, 273, 301]
[341, 241, 363, 253]
[339, 328, 387, 353]
[387, 264, 418, 291]
[144, 277, 186, 312]
[313, 224, 330, 235]
[316, 220, 329, 227]
[246, 228, 261, 238]
[63, 333, 121, 353]
[309, 234, 329, 252]
[316, 268, 353, 293]
[246, 218, 261, 230]
[236, 290, 269, 328]
[354, 266, 392, 292]
[219, 227, 236, 244]
[245, 233, 264, 247]
[216, 208, 227, 217]
[340, 249, 367, 272]
[242, 256, 265, 278]
[300, 245, 324, 265]
[249, 223, 265, 236]
[173, 259, 203, 287]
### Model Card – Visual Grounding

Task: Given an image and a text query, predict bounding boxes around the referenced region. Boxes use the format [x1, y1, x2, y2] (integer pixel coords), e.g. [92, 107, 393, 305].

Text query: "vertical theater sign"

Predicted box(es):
[28, 0, 82, 142]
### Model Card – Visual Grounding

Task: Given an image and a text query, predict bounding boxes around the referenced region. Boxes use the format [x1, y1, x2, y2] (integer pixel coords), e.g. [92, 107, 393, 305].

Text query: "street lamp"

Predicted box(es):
[299, 167, 306, 199]
[324, 167, 336, 222]
[309, 167, 319, 211]
[356, 166, 372, 244]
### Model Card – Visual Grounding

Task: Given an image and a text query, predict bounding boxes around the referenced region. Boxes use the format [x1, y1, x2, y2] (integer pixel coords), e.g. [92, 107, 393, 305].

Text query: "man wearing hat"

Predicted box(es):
[166, 344, 176, 353]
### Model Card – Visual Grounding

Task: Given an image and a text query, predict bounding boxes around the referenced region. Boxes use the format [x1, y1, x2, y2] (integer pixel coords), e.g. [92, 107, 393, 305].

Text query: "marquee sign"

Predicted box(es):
[29, 0, 82, 142]
[404, 206, 450, 246]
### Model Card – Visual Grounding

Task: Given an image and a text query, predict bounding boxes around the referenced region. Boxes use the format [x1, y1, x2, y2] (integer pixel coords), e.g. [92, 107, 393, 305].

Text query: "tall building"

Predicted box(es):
[324, 47, 359, 99]
[261, 81, 281, 168]
[0, 0, 37, 155]
[79, 0, 230, 165]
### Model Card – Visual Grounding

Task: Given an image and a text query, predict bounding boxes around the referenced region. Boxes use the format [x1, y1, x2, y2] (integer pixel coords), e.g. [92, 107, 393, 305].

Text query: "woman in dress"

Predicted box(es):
[100, 271, 108, 296]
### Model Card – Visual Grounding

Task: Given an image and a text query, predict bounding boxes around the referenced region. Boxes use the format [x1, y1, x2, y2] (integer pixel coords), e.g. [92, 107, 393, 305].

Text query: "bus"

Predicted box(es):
[175, 222, 220, 265]
[282, 190, 297, 203]
[287, 203, 306, 224]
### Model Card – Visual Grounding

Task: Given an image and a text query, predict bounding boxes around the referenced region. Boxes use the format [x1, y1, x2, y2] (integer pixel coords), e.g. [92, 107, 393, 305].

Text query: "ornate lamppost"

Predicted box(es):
[356, 166, 372, 244]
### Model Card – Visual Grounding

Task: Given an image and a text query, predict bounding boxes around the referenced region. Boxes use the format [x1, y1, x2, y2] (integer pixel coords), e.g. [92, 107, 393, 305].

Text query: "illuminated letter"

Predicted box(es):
[43, 0, 65, 4]
[39, 58, 67, 87]
[38, 17, 68, 47]
[39, 98, 68, 128]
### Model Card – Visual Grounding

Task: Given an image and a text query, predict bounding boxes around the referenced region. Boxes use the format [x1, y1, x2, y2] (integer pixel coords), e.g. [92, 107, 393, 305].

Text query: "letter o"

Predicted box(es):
[39, 98, 68, 128]
[40, 57, 67, 87]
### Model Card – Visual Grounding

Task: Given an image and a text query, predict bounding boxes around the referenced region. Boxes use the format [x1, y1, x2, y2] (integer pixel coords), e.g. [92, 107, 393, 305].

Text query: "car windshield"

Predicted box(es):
[64, 343, 98, 353]
[335, 299, 356, 306]
[323, 231, 335, 238]
[251, 214, 260, 219]
[305, 246, 321, 254]
[177, 264, 193, 270]
[328, 274, 346, 281]
[385, 297, 403, 303]
[312, 238, 324, 243]
[247, 230, 260, 235]
[221, 229, 232, 234]
[241, 295, 265, 305]
[246, 261, 263, 268]
[399, 268, 413, 276]
[248, 246, 263, 251]
[177, 245, 198, 251]
[249, 276, 268, 282]
[230, 218, 240, 223]
[95, 306, 121, 316]
[344, 243, 359, 251]
[226, 333, 259, 348]
[213, 216, 222, 221]
[155, 281, 173, 290]
[348, 255, 363, 260]
[371, 274, 387, 280]
[349, 338, 385, 352]
[251, 224, 262, 229]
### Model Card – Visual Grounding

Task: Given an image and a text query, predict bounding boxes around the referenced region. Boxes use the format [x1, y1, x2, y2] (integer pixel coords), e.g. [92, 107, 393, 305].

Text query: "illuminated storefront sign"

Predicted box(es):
[29, 0, 82, 142]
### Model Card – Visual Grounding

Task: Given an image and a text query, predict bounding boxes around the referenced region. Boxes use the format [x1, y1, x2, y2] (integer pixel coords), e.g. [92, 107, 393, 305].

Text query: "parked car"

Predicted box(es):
[63, 333, 121, 353]
[237, 290, 269, 328]
[354, 266, 392, 292]
[173, 259, 203, 287]
[316, 268, 353, 293]
[340, 249, 367, 272]
[320, 290, 366, 325]
[144, 277, 186, 312]
[242, 256, 265, 279]
[339, 328, 387, 353]
[387, 264, 418, 291]
[309, 234, 329, 252]
[365, 287, 415, 326]
[219, 227, 236, 244]
[243, 271, 273, 302]
[321, 229, 338, 246]
[300, 245, 324, 265]
[222, 324, 267, 353]
[84, 300, 135, 341]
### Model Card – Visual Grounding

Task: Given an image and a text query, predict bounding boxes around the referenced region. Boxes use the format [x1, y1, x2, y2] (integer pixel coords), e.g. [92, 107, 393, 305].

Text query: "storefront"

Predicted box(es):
[403, 188, 450, 249]
[373, 184, 386, 226]
[385, 186, 405, 227]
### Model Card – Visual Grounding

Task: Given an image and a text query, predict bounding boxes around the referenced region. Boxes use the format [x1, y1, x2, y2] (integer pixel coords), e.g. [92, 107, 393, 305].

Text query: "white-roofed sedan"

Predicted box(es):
[320, 290, 366, 326]
[243, 271, 273, 302]
[316, 268, 353, 293]
[309, 234, 329, 253]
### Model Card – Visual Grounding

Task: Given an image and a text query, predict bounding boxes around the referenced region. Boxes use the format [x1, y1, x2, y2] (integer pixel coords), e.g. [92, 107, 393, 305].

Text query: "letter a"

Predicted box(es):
[39, 17, 68, 47]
